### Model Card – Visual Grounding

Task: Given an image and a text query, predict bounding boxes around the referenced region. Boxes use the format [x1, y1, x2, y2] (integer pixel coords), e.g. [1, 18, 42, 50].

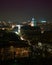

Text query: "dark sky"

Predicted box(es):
[0, 0, 52, 22]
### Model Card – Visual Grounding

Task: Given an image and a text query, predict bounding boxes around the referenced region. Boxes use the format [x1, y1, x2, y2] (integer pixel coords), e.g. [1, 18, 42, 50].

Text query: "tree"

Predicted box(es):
[20, 25, 41, 44]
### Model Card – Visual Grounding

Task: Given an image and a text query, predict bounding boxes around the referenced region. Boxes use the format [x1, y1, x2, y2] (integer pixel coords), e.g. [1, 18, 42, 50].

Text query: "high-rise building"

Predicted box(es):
[31, 17, 37, 26]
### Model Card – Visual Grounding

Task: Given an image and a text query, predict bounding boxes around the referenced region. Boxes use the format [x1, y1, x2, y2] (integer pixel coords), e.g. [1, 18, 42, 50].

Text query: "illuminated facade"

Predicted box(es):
[31, 17, 37, 26]
[40, 18, 47, 23]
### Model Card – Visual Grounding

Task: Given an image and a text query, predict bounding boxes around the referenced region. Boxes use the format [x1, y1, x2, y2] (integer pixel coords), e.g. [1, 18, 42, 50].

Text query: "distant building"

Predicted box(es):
[11, 24, 22, 35]
[40, 18, 47, 23]
[31, 17, 37, 27]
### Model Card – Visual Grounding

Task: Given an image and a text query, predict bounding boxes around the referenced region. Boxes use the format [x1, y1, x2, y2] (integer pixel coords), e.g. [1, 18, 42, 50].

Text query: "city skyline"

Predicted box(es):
[0, 0, 52, 22]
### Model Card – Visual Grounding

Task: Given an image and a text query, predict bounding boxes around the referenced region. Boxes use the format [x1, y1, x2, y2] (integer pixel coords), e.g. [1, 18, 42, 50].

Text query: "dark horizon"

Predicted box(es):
[0, 0, 52, 22]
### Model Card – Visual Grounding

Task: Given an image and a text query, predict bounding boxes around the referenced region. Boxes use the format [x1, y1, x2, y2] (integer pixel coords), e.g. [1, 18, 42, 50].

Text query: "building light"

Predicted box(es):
[15, 31, 18, 35]
[20, 36, 24, 40]
[41, 21, 46, 23]
[12, 25, 15, 28]
[31, 17, 37, 27]
[38, 42, 42, 46]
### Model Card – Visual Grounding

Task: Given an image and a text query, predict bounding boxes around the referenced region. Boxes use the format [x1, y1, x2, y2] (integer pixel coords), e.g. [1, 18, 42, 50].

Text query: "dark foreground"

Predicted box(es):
[0, 57, 52, 65]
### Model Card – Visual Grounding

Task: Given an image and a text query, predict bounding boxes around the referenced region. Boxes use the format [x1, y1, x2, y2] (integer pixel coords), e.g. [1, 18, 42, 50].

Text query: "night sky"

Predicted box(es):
[0, 0, 52, 22]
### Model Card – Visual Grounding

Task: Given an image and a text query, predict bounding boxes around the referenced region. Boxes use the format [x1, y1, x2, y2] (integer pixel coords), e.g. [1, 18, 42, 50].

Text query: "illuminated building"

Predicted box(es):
[11, 24, 23, 35]
[40, 18, 47, 23]
[41, 20, 46, 23]
[31, 17, 37, 27]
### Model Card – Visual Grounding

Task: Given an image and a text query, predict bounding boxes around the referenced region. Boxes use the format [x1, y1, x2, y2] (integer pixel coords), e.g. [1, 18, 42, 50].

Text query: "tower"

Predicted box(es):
[31, 17, 37, 26]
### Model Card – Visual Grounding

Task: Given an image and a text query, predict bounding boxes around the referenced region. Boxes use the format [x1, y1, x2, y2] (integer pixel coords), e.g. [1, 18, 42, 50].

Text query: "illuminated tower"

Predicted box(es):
[31, 17, 37, 26]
